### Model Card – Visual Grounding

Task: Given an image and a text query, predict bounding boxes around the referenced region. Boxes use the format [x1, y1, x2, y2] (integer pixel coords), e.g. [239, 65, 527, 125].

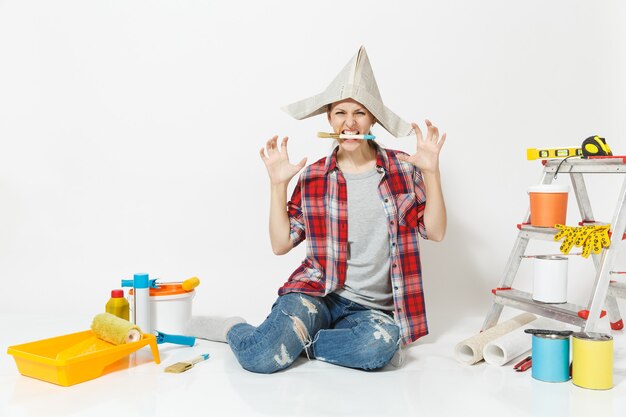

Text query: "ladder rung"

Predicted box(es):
[493, 289, 586, 326]
[517, 225, 559, 241]
[517, 223, 626, 241]
[544, 158, 626, 173]
[609, 282, 626, 298]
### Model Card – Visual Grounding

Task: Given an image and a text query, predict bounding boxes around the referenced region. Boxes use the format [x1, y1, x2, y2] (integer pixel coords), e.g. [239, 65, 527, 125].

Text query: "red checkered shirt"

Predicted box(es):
[278, 144, 429, 345]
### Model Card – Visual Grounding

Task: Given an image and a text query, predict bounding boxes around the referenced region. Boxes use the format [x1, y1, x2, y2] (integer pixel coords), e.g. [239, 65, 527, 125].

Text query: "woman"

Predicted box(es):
[187, 47, 446, 373]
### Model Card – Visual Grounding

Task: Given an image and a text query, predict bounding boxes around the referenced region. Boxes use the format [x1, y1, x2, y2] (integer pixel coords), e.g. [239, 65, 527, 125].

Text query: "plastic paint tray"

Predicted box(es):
[6, 330, 161, 386]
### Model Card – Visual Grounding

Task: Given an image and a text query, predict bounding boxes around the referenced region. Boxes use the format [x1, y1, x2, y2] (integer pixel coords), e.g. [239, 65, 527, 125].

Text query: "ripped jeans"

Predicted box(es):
[226, 292, 400, 374]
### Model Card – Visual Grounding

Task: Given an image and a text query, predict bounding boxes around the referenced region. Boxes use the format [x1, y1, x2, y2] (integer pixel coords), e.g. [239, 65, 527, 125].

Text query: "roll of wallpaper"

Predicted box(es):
[91, 312, 142, 345]
[483, 317, 562, 366]
[454, 313, 536, 365]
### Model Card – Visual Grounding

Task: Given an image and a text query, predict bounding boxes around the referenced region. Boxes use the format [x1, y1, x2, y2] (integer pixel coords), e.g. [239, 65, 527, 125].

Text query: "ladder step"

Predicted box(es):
[609, 282, 626, 298]
[493, 289, 586, 326]
[517, 225, 559, 241]
[517, 224, 626, 241]
[544, 158, 626, 173]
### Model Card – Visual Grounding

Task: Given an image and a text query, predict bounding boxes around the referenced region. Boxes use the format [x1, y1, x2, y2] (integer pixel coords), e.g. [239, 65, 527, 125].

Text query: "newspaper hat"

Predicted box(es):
[282, 46, 413, 138]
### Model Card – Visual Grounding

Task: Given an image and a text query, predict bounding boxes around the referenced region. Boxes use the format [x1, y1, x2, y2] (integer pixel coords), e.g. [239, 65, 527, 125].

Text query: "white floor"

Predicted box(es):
[2, 313, 626, 417]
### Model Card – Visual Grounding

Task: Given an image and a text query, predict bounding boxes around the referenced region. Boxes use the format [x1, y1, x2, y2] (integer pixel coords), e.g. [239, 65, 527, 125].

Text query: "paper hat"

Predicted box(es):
[282, 46, 413, 138]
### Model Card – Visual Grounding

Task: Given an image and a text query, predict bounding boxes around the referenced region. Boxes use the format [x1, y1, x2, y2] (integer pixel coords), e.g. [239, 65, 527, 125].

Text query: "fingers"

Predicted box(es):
[425, 119, 439, 143]
[438, 132, 447, 149]
[280, 136, 289, 157]
[265, 135, 279, 155]
[411, 122, 423, 143]
[296, 157, 307, 170]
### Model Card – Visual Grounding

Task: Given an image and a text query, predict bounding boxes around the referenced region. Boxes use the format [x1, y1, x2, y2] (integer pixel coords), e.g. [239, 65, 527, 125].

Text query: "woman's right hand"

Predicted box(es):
[259, 135, 307, 186]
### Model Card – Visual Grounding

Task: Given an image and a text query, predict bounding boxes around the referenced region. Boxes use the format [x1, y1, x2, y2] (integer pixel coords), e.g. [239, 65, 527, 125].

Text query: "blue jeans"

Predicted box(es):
[226, 292, 400, 374]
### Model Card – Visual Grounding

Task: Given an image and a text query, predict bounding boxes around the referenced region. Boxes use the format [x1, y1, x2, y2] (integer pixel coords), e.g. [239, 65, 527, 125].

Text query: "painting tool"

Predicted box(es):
[91, 313, 142, 345]
[152, 276, 200, 291]
[155, 331, 195, 347]
[55, 313, 143, 360]
[317, 132, 376, 140]
[164, 353, 210, 374]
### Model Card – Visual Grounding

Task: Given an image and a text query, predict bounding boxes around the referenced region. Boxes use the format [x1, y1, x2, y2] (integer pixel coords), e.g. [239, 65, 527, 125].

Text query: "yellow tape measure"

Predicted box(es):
[527, 147, 582, 160]
[582, 136, 612, 157]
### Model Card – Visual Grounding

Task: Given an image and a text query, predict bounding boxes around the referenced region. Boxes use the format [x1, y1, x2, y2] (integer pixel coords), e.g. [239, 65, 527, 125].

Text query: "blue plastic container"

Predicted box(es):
[531, 334, 570, 383]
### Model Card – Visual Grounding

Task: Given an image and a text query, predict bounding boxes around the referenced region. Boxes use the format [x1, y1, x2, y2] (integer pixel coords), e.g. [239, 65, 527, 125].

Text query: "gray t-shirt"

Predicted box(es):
[335, 167, 393, 310]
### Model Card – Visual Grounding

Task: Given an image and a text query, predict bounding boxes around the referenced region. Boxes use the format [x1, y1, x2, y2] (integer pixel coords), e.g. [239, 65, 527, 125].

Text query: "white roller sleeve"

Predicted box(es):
[454, 313, 536, 365]
[482, 317, 564, 366]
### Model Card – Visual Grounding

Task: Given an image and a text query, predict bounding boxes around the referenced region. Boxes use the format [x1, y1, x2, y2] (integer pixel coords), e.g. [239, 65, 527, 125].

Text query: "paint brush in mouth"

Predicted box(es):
[317, 132, 376, 140]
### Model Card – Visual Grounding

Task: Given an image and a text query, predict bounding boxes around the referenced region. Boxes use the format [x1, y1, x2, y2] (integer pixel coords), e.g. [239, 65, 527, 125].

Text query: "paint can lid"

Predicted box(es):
[572, 332, 613, 341]
[533, 333, 570, 340]
[534, 255, 568, 261]
[528, 184, 570, 193]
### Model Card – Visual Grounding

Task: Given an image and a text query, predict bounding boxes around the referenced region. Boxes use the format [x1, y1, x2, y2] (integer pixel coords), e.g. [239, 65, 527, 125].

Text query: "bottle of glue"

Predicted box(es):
[121, 273, 151, 334]
[106, 289, 130, 320]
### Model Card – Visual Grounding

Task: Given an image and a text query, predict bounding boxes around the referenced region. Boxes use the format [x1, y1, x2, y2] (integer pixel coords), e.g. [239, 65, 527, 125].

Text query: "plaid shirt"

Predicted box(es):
[278, 144, 429, 345]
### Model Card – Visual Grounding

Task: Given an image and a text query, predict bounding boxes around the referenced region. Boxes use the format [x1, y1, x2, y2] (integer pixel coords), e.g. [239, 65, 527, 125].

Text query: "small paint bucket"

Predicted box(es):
[531, 333, 570, 383]
[528, 184, 569, 227]
[533, 255, 568, 303]
[572, 332, 613, 390]
[130, 284, 195, 334]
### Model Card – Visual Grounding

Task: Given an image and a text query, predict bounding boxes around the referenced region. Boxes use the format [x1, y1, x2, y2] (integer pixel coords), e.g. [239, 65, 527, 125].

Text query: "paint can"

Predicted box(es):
[572, 332, 613, 390]
[532, 255, 568, 303]
[528, 184, 569, 227]
[531, 333, 570, 383]
[130, 284, 195, 334]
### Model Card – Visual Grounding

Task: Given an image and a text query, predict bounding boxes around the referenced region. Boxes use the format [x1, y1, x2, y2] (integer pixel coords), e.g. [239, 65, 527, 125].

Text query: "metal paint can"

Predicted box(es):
[572, 332, 613, 390]
[533, 255, 568, 303]
[531, 333, 570, 383]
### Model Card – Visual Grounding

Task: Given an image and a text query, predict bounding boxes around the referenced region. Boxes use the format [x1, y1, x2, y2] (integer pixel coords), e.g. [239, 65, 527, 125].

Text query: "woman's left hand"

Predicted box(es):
[397, 120, 446, 173]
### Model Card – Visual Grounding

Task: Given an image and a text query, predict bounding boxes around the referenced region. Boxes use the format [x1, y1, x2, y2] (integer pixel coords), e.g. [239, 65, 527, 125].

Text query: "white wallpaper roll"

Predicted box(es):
[454, 313, 536, 365]
[482, 317, 563, 366]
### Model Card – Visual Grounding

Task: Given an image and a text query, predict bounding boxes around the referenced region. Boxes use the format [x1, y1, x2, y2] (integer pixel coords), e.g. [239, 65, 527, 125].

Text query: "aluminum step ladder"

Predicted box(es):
[482, 157, 626, 332]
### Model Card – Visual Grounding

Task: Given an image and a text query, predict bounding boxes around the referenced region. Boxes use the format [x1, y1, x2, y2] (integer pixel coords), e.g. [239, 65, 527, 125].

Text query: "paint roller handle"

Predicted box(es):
[150, 277, 201, 291]
[524, 329, 573, 337]
[155, 331, 196, 346]
[181, 277, 200, 291]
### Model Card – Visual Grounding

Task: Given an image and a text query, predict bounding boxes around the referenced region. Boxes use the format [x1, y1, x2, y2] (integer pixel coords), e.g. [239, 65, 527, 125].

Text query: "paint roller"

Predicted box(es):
[151, 276, 201, 291]
[88, 313, 195, 346]
[54, 313, 143, 360]
[91, 313, 142, 345]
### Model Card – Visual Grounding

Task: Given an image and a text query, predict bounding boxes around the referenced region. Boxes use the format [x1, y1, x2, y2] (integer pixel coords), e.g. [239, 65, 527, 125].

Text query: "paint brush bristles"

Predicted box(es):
[164, 353, 210, 374]
[317, 132, 376, 140]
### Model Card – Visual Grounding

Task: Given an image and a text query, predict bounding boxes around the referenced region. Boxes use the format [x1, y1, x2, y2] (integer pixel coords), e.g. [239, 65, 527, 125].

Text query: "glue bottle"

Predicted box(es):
[106, 289, 130, 320]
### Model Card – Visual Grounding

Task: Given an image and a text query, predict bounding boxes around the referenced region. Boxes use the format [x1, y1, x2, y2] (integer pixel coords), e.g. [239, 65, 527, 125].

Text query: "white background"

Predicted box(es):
[1, 0, 625, 337]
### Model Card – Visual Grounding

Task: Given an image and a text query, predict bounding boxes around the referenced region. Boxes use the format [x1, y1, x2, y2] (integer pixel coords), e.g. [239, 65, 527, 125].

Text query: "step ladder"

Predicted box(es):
[482, 157, 626, 332]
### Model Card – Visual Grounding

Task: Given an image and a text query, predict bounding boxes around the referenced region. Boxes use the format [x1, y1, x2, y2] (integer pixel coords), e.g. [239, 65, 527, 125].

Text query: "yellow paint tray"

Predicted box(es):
[7, 330, 161, 386]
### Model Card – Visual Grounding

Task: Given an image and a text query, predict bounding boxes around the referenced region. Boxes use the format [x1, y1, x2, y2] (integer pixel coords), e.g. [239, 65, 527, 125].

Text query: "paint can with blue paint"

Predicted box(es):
[531, 332, 570, 383]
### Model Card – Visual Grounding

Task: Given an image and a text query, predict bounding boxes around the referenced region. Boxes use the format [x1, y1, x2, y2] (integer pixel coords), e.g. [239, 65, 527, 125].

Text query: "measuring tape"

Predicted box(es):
[526, 147, 582, 160]
[582, 135, 612, 157]
[527, 136, 613, 160]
